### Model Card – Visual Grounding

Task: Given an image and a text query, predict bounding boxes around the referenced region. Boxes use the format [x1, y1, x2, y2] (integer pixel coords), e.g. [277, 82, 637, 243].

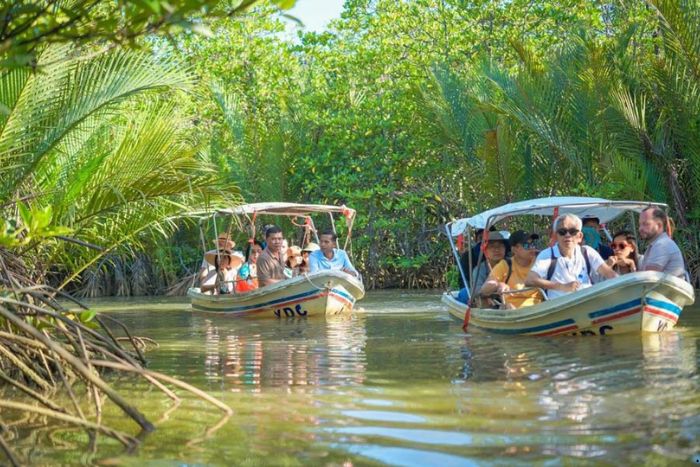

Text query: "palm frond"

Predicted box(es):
[0, 45, 193, 199]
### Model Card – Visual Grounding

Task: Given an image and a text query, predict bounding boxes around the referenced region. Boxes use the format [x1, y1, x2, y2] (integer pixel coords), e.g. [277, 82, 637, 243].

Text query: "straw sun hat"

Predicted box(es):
[213, 233, 235, 250]
[204, 250, 245, 268]
[302, 242, 320, 252]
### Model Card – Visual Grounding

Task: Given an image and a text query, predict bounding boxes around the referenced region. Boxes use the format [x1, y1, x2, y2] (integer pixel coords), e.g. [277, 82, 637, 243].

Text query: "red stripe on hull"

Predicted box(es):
[328, 291, 354, 307]
[591, 306, 641, 325]
[644, 306, 678, 323]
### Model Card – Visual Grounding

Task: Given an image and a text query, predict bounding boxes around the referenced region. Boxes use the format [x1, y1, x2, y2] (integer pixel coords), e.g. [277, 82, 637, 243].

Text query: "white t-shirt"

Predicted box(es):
[531, 245, 605, 299]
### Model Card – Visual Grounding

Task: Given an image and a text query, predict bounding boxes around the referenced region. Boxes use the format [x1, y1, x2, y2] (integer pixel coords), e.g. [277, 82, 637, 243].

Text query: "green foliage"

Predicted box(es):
[5, 0, 700, 292]
[178, 0, 700, 288]
[0, 203, 72, 247]
[0, 0, 297, 70]
[0, 43, 239, 290]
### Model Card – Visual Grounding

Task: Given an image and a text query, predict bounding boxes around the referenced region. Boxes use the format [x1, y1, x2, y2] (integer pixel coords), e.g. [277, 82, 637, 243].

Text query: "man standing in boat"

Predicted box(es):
[525, 214, 617, 299]
[309, 229, 359, 277]
[257, 226, 288, 286]
[638, 207, 687, 278]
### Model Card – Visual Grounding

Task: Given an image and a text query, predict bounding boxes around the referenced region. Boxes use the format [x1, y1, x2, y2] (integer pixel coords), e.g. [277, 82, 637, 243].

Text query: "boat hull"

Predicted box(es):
[443, 271, 694, 336]
[188, 270, 364, 318]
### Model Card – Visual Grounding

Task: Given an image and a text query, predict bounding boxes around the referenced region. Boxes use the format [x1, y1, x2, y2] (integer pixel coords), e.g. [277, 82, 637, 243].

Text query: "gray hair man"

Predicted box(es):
[525, 214, 617, 299]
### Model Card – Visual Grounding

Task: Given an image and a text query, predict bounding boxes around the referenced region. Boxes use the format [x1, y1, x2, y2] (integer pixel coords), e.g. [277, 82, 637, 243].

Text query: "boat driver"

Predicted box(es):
[309, 229, 359, 277]
[525, 214, 617, 299]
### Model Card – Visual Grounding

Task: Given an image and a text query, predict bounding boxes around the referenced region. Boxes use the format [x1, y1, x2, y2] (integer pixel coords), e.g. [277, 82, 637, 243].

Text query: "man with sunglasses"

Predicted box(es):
[526, 214, 617, 299]
[479, 230, 544, 309]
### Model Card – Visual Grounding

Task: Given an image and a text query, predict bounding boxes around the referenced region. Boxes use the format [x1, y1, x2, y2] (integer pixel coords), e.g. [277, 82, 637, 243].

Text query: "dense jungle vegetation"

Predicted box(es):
[2, 0, 700, 294]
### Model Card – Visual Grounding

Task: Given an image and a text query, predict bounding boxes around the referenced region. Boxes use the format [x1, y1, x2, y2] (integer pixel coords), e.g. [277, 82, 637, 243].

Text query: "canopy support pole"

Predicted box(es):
[446, 223, 470, 301]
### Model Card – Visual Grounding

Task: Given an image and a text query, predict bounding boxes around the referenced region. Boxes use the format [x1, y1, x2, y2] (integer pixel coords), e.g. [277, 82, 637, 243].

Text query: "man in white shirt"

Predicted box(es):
[638, 207, 686, 278]
[526, 214, 617, 299]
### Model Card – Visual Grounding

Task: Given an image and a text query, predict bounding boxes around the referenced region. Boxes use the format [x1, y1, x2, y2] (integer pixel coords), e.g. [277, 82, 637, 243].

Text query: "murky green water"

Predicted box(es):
[6, 291, 700, 465]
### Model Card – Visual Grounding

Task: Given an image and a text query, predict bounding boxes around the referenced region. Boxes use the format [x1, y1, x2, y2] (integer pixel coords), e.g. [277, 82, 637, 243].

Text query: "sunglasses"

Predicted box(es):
[556, 228, 580, 236]
[611, 242, 630, 250]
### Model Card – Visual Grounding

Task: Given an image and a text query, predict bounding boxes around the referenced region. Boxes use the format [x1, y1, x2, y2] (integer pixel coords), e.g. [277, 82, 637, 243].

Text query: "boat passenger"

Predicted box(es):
[281, 239, 289, 263]
[525, 214, 617, 299]
[286, 245, 303, 277]
[199, 249, 244, 294]
[471, 231, 508, 296]
[478, 230, 543, 309]
[458, 227, 502, 288]
[197, 233, 235, 288]
[638, 207, 687, 278]
[235, 239, 263, 293]
[581, 216, 614, 260]
[257, 226, 288, 286]
[605, 231, 641, 274]
[300, 242, 320, 274]
[309, 229, 359, 277]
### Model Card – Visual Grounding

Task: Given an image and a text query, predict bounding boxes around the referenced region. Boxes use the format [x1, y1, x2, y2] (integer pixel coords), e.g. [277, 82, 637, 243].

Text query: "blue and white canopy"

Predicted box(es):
[449, 196, 667, 236]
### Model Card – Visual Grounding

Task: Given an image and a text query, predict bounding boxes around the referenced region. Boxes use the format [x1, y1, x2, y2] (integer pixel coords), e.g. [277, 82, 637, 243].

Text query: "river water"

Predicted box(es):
[9, 291, 700, 465]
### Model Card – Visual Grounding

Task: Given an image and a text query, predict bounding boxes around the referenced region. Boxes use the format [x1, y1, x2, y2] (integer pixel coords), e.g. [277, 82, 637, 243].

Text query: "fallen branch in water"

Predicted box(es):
[0, 254, 233, 464]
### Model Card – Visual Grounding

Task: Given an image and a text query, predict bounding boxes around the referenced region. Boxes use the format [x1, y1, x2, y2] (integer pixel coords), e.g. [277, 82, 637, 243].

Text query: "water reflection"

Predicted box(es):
[13, 294, 698, 465]
[202, 315, 367, 392]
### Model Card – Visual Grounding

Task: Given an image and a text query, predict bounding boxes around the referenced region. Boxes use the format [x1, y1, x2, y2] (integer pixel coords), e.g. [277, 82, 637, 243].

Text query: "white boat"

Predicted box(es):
[189, 270, 364, 317]
[444, 197, 695, 335]
[188, 202, 365, 318]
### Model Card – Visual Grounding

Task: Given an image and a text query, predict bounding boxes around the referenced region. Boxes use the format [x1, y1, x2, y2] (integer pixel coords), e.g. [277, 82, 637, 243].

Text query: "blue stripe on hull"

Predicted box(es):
[472, 318, 576, 335]
[192, 288, 323, 312]
[587, 298, 641, 319]
[645, 298, 681, 316]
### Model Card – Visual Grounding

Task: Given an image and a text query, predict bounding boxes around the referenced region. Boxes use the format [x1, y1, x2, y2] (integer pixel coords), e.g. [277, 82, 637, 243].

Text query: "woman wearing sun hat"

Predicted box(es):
[285, 245, 304, 277]
[198, 249, 245, 294]
[299, 243, 319, 274]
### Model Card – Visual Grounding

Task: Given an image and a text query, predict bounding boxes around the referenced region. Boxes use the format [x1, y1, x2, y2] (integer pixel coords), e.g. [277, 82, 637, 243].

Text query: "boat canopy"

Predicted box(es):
[217, 202, 355, 219]
[449, 196, 667, 236]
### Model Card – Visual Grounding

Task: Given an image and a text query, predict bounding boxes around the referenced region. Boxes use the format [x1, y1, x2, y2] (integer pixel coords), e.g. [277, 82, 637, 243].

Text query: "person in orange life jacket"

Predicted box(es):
[525, 214, 617, 299]
[235, 239, 263, 293]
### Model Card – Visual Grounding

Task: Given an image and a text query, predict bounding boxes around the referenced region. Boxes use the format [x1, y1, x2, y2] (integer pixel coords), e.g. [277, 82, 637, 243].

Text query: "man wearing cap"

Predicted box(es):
[526, 214, 617, 299]
[471, 231, 508, 296]
[478, 230, 543, 309]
